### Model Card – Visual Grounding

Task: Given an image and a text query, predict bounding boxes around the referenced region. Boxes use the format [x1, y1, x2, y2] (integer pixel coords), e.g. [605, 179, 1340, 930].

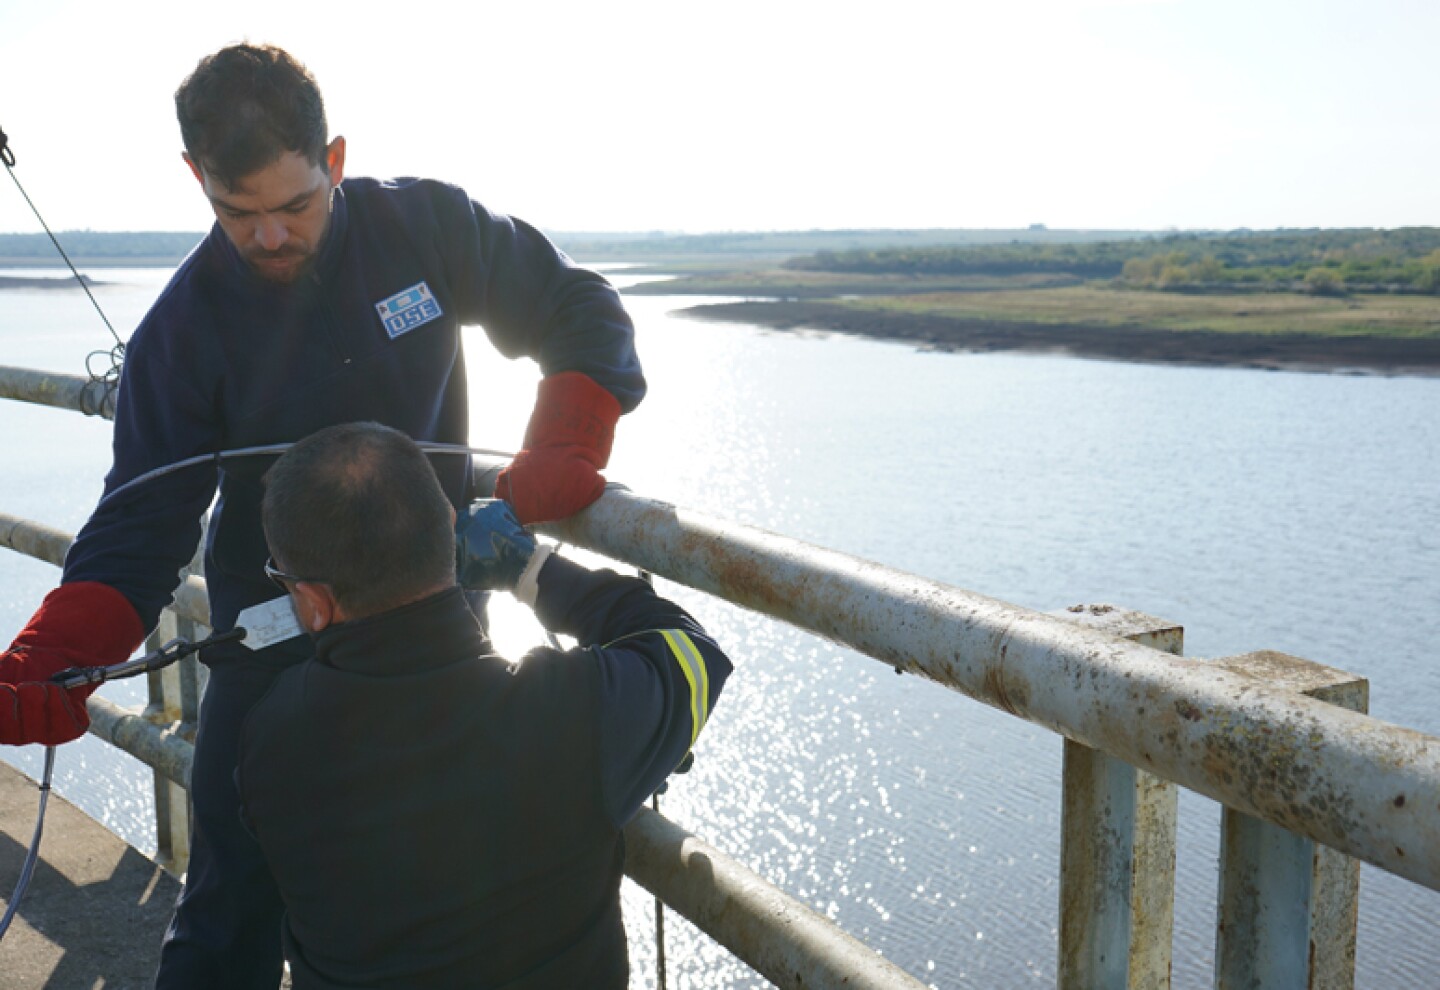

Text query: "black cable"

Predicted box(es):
[84, 344, 125, 408]
[635, 568, 669, 990]
[547, 560, 669, 989]
[1, 628, 246, 944]
[93, 441, 512, 513]
[652, 788, 668, 990]
[0, 746, 53, 942]
[0, 125, 125, 388]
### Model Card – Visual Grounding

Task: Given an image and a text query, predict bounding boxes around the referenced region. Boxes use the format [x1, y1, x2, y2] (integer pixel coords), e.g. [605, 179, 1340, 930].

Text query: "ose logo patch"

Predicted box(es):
[375, 282, 443, 339]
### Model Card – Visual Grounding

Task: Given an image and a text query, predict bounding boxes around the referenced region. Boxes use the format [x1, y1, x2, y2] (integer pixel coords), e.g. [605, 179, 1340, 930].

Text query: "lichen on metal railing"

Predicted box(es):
[0, 365, 115, 419]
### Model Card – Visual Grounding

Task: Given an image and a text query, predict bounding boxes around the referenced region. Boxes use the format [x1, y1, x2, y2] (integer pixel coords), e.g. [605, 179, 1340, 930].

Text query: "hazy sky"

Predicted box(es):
[0, 0, 1435, 235]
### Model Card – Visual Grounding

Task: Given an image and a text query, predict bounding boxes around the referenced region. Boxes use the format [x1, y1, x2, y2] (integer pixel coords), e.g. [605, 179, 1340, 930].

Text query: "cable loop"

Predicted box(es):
[0, 126, 14, 167]
[83, 343, 125, 413]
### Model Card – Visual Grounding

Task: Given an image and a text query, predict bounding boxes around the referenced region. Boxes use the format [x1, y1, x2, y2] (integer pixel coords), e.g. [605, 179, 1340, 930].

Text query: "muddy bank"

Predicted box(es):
[679, 300, 1440, 376]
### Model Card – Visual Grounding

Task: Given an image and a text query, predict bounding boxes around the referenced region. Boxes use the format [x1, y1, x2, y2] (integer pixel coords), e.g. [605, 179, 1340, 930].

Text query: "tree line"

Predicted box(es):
[785, 228, 1440, 295]
[0, 231, 204, 261]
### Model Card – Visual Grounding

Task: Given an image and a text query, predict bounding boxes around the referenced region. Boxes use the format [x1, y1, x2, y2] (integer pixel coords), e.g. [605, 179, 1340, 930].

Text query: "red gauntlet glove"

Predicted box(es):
[494, 372, 622, 525]
[0, 582, 146, 746]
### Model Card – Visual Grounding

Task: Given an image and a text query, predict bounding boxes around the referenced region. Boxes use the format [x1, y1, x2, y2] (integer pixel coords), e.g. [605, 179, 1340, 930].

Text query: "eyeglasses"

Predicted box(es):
[264, 556, 319, 590]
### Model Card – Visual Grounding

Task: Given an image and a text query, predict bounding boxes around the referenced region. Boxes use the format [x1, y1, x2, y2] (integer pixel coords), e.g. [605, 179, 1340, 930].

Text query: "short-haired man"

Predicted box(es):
[0, 44, 644, 988]
[238, 422, 729, 988]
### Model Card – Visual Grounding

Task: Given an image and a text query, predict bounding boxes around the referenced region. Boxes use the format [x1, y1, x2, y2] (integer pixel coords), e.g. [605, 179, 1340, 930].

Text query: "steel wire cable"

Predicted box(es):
[0, 126, 125, 392]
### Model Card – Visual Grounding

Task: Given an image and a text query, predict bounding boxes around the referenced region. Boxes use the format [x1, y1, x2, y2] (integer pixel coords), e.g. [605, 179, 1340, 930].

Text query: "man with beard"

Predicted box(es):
[0, 43, 645, 989]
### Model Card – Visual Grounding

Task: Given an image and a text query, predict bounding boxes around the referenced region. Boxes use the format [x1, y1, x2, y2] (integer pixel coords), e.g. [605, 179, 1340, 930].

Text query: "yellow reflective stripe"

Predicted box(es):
[694, 635, 709, 726]
[659, 629, 708, 747]
[670, 629, 709, 730]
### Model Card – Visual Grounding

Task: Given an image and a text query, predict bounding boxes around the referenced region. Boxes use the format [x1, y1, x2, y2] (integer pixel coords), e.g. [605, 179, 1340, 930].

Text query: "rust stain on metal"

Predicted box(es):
[688, 529, 794, 615]
[1174, 700, 1203, 722]
[984, 664, 1019, 716]
[981, 641, 1033, 717]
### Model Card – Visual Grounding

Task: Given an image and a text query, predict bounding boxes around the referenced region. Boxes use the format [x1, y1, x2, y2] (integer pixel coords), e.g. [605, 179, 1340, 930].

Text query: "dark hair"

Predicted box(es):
[175, 43, 328, 189]
[262, 423, 456, 618]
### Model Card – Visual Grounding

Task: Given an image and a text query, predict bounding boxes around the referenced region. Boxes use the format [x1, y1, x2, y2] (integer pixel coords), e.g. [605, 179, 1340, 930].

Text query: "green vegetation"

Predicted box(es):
[636, 227, 1440, 371]
[552, 227, 1157, 266]
[833, 285, 1440, 339]
[13, 226, 1439, 297]
[4, 225, 1435, 369]
[788, 228, 1440, 296]
[623, 269, 1081, 298]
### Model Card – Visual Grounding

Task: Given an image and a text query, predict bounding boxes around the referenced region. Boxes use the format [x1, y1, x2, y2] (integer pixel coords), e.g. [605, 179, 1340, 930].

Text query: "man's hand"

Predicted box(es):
[0, 582, 146, 746]
[455, 499, 538, 593]
[494, 372, 621, 525]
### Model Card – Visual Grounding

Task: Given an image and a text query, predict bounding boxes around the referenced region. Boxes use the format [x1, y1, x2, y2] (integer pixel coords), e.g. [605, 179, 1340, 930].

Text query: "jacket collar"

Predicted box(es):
[313, 585, 489, 676]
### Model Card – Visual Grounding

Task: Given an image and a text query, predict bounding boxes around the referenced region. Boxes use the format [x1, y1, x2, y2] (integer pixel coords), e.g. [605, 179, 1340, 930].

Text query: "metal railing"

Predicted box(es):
[0, 365, 927, 990]
[1, 513, 919, 989]
[5, 363, 1439, 989]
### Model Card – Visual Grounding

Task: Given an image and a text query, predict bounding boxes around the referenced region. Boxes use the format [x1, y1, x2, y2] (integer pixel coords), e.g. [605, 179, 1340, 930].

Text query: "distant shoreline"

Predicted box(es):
[0, 273, 106, 289]
[677, 300, 1440, 377]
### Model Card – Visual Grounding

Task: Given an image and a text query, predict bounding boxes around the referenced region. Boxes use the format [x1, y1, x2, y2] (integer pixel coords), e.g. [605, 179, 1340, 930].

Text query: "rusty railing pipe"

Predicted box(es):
[528, 482, 1440, 893]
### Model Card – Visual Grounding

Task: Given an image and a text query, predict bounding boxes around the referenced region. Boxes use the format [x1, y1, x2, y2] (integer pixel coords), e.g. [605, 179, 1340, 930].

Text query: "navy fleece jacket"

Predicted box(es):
[62, 177, 644, 661]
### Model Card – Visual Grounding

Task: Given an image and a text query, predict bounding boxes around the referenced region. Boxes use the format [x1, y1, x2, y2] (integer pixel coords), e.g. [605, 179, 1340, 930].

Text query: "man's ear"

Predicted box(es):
[291, 581, 338, 633]
[325, 136, 346, 187]
[182, 152, 204, 187]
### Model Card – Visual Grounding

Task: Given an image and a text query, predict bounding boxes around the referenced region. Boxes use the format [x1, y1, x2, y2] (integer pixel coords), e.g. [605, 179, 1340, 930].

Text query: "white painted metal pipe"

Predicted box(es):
[535, 485, 1440, 893]
[0, 512, 209, 628]
[625, 807, 931, 990]
[15, 458, 1437, 897]
[86, 696, 192, 788]
[0, 365, 114, 419]
[0, 506, 939, 986]
[0, 512, 71, 567]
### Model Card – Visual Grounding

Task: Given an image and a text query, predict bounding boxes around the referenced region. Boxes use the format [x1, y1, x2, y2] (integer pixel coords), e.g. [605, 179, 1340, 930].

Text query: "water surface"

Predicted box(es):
[2, 268, 1436, 987]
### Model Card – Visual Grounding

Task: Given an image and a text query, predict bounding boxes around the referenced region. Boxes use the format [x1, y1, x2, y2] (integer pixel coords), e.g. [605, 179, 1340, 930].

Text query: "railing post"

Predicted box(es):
[1211, 651, 1366, 990]
[1055, 604, 1182, 990]
[145, 539, 208, 876]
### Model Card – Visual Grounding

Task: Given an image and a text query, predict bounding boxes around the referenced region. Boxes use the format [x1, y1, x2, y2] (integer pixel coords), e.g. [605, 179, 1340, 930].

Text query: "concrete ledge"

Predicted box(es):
[0, 760, 178, 988]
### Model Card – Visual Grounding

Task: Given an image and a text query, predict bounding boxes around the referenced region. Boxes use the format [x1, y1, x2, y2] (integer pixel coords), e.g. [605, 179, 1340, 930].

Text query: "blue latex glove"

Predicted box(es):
[455, 499, 537, 592]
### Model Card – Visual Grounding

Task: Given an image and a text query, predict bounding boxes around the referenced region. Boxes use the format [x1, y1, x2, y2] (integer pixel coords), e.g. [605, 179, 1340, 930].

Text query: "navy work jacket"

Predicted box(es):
[61, 178, 645, 661]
